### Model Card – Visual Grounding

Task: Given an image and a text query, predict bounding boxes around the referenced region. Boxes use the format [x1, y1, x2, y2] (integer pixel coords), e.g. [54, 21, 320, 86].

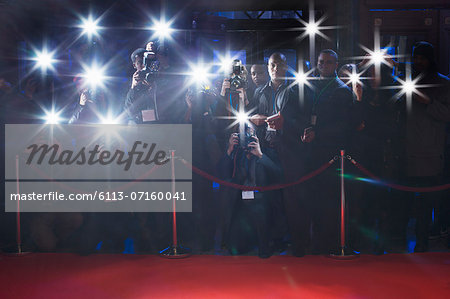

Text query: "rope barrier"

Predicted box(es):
[180, 157, 336, 191]
[348, 157, 450, 192]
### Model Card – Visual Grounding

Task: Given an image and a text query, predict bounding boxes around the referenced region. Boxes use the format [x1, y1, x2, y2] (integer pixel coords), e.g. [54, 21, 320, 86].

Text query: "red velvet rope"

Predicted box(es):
[180, 158, 336, 191]
[349, 158, 450, 192]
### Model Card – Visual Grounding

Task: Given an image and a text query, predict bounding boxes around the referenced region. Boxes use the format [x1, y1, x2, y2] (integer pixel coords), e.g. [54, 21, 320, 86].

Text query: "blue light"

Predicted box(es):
[96, 241, 103, 250]
[213, 182, 220, 189]
[407, 240, 416, 253]
[123, 238, 135, 254]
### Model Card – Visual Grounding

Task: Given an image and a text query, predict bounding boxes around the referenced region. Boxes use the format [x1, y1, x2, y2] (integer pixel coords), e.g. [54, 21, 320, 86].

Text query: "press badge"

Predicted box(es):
[142, 109, 156, 122]
[242, 191, 255, 200]
[311, 115, 317, 126]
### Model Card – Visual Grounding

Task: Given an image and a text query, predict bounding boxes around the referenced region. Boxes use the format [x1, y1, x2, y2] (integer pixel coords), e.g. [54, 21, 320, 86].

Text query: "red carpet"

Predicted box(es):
[0, 253, 449, 298]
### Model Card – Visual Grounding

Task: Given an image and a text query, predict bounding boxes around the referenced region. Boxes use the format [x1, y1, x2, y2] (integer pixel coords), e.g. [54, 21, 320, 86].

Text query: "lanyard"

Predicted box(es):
[312, 77, 336, 114]
[229, 94, 238, 113]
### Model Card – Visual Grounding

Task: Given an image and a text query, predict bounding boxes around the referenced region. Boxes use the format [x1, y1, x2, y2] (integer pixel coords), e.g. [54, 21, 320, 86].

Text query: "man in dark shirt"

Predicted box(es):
[250, 53, 309, 256]
[302, 49, 354, 254]
[217, 131, 283, 258]
[400, 42, 450, 252]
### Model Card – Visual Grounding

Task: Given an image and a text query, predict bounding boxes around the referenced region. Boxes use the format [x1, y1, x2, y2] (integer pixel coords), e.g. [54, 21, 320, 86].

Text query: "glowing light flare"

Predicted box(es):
[218, 55, 235, 74]
[352, 46, 393, 70]
[188, 64, 212, 85]
[297, 15, 332, 41]
[99, 115, 119, 125]
[382, 71, 433, 104]
[43, 109, 62, 124]
[215, 107, 256, 130]
[370, 50, 386, 65]
[401, 80, 417, 95]
[305, 22, 319, 36]
[356, 31, 398, 71]
[80, 16, 101, 37]
[81, 64, 107, 88]
[150, 20, 174, 38]
[349, 72, 361, 84]
[236, 111, 249, 124]
[291, 69, 316, 89]
[33, 49, 56, 71]
[295, 72, 308, 84]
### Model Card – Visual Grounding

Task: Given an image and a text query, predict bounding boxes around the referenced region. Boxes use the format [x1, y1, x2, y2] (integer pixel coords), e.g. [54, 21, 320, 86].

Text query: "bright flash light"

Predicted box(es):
[82, 64, 107, 88]
[151, 20, 173, 38]
[99, 115, 119, 125]
[44, 110, 62, 124]
[370, 50, 386, 65]
[189, 64, 211, 85]
[218, 55, 234, 74]
[305, 22, 319, 36]
[80, 16, 100, 37]
[236, 111, 249, 124]
[298, 16, 330, 41]
[383, 67, 431, 104]
[33, 49, 56, 71]
[291, 68, 315, 89]
[402, 80, 417, 95]
[295, 73, 308, 84]
[349, 72, 361, 84]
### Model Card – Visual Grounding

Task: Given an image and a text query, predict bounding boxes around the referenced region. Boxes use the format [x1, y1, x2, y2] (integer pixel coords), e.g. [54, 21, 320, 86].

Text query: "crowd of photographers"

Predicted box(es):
[1, 40, 449, 258]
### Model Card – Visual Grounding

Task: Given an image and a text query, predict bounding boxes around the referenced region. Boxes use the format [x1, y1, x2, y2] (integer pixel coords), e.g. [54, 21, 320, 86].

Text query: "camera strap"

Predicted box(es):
[229, 94, 239, 113]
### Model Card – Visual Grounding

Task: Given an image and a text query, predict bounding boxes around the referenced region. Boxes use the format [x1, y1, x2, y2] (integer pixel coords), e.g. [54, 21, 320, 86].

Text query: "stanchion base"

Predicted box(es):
[328, 247, 359, 260]
[1, 244, 32, 257]
[159, 245, 191, 259]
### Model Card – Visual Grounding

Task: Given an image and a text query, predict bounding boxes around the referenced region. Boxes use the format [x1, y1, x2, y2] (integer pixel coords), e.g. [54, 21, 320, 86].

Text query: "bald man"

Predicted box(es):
[250, 53, 310, 257]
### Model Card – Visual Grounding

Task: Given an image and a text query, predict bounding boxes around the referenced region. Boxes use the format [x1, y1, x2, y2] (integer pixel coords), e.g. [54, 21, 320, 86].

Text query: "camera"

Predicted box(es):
[139, 51, 160, 82]
[229, 59, 247, 92]
[237, 126, 256, 150]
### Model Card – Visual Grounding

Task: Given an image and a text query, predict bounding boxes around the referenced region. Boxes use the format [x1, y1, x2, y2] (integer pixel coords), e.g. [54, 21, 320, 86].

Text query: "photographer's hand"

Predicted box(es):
[227, 133, 239, 156]
[248, 136, 263, 159]
[301, 127, 315, 143]
[131, 71, 151, 90]
[131, 71, 142, 89]
[79, 92, 88, 106]
[266, 112, 284, 130]
[250, 114, 268, 126]
[220, 79, 231, 97]
[185, 90, 193, 109]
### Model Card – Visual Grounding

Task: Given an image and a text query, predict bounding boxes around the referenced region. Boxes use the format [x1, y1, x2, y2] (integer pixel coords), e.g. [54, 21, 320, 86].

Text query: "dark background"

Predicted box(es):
[1, 0, 449, 86]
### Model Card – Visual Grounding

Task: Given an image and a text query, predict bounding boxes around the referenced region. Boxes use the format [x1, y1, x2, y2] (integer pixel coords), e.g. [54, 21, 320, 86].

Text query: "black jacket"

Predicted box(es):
[308, 77, 354, 153]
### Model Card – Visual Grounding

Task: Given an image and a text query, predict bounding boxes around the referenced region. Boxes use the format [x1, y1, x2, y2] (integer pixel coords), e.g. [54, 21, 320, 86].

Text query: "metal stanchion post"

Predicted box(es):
[330, 150, 358, 259]
[2, 155, 30, 256]
[160, 150, 191, 258]
[16, 155, 22, 254]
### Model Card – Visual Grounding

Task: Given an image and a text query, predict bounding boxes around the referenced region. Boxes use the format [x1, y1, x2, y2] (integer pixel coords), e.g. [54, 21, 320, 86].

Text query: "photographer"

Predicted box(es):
[215, 59, 250, 148]
[216, 128, 283, 258]
[124, 47, 159, 124]
[68, 76, 107, 124]
[219, 59, 249, 107]
[181, 85, 222, 251]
